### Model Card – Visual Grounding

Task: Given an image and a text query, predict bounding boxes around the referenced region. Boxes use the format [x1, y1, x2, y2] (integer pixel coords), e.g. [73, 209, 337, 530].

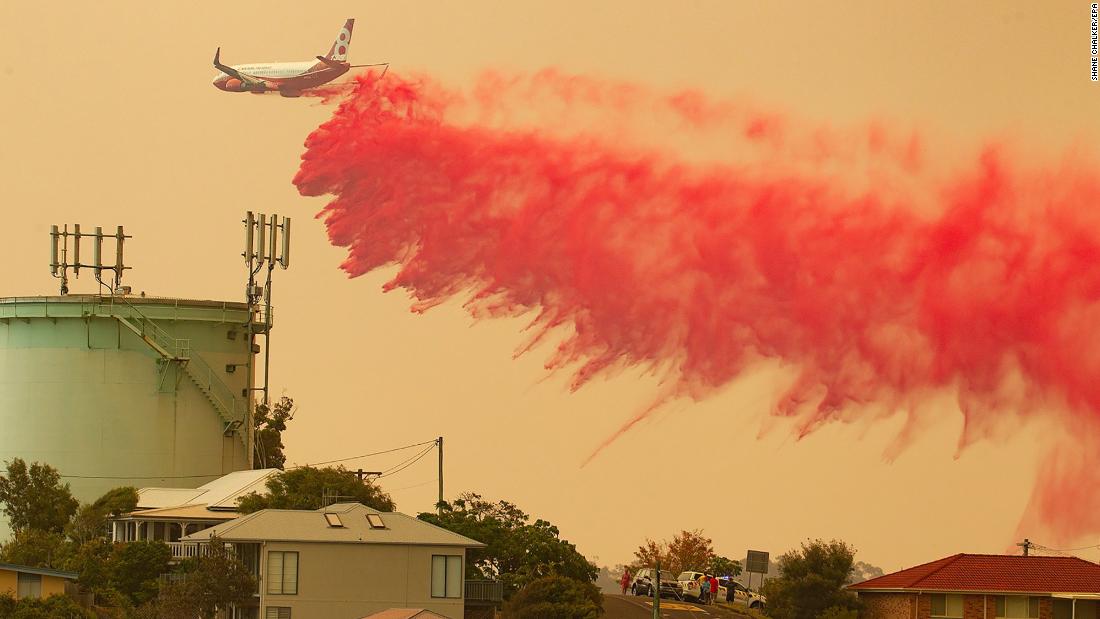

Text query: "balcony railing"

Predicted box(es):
[167, 541, 209, 560]
[166, 541, 238, 559]
[465, 580, 503, 606]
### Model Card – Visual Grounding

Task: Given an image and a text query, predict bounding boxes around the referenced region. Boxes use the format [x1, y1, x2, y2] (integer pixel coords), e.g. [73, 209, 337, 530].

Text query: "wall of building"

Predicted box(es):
[860, 592, 916, 619]
[859, 593, 1056, 619]
[41, 575, 67, 598]
[0, 570, 15, 597]
[259, 541, 467, 619]
[0, 569, 69, 599]
[0, 296, 255, 541]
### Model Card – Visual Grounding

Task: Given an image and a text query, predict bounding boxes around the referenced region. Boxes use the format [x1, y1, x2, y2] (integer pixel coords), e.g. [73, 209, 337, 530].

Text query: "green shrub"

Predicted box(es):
[504, 575, 603, 619]
[0, 592, 95, 619]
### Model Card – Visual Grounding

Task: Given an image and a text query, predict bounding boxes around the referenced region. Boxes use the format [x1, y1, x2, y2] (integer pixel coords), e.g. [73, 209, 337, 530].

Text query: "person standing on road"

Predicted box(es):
[700, 575, 711, 604]
[620, 569, 631, 595]
[708, 575, 720, 605]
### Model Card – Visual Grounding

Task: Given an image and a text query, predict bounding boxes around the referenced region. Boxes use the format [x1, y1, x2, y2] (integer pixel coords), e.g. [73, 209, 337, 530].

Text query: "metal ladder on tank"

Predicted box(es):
[103, 296, 248, 446]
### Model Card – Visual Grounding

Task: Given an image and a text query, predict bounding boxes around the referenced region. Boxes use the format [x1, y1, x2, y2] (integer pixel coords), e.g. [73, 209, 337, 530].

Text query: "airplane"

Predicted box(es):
[212, 18, 386, 97]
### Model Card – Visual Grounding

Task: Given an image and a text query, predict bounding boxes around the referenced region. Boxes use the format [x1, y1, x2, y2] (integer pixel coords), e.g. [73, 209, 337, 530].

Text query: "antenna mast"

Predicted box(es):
[50, 224, 131, 295]
[243, 212, 291, 464]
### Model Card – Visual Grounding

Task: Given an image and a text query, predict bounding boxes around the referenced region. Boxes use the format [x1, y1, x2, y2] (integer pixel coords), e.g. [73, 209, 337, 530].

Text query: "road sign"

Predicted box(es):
[746, 550, 770, 574]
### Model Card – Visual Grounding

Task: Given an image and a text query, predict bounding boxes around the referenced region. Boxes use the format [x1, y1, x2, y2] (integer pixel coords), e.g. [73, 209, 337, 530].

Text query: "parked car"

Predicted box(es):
[676, 571, 726, 602]
[719, 578, 766, 609]
[631, 568, 683, 600]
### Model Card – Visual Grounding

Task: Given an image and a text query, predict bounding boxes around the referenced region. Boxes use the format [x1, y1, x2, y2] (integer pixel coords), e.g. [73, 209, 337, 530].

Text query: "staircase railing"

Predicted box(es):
[183, 350, 247, 427]
[102, 296, 247, 442]
[110, 297, 191, 360]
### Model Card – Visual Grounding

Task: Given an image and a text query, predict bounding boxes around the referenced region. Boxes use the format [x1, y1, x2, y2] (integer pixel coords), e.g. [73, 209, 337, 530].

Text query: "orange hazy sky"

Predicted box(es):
[2, 1, 1098, 572]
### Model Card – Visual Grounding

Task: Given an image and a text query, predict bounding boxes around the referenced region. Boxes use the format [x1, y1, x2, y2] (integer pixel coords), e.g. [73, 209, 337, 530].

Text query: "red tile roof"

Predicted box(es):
[849, 554, 1100, 594]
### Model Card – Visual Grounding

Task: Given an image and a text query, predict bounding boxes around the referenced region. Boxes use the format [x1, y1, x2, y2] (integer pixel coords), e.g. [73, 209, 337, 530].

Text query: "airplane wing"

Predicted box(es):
[213, 48, 266, 88]
[317, 55, 389, 71]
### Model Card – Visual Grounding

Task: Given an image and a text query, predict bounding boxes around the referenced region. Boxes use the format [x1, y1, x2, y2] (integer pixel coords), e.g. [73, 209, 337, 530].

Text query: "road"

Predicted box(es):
[603, 594, 753, 619]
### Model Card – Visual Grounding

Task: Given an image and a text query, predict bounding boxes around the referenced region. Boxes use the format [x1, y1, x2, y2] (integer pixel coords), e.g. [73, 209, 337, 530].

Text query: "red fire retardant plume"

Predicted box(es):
[295, 71, 1100, 544]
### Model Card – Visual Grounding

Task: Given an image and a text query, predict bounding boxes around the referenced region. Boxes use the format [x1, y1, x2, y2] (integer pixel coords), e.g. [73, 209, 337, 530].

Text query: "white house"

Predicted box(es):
[109, 468, 279, 560]
[182, 502, 487, 619]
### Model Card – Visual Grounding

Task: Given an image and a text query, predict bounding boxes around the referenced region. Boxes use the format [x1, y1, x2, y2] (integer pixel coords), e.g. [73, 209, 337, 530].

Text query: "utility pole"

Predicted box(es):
[437, 436, 444, 515]
[1017, 538, 1032, 556]
[652, 558, 661, 619]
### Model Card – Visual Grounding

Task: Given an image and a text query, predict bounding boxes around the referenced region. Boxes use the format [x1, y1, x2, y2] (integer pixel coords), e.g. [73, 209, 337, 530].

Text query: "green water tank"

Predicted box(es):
[0, 295, 257, 539]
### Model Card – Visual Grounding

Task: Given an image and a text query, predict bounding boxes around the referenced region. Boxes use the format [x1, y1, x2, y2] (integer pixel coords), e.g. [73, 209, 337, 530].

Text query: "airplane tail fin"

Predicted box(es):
[324, 18, 354, 62]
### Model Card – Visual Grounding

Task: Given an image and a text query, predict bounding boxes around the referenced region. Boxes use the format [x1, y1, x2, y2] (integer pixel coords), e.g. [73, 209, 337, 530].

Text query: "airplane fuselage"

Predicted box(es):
[213, 18, 358, 98]
[212, 60, 349, 96]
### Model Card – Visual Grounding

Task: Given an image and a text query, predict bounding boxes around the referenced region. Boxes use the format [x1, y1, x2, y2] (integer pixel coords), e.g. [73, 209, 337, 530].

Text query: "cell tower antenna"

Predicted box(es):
[242, 211, 291, 465]
[49, 224, 131, 295]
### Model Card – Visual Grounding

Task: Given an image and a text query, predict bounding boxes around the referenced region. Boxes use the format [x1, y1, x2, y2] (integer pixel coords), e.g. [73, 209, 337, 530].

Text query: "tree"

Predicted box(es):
[847, 560, 885, 585]
[419, 493, 598, 598]
[106, 541, 172, 606]
[0, 458, 79, 533]
[253, 396, 295, 469]
[67, 487, 139, 546]
[68, 538, 114, 591]
[0, 592, 96, 619]
[504, 575, 604, 619]
[760, 539, 861, 619]
[630, 530, 716, 575]
[138, 534, 256, 618]
[92, 486, 139, 516]
[67, 505, 109, 547]
[236, 465, 395, 513]
[630, 539, 670, 573]
[710, 555, 743, 578]
[666, 530, 714, 575]
[0, 528, 73, 570]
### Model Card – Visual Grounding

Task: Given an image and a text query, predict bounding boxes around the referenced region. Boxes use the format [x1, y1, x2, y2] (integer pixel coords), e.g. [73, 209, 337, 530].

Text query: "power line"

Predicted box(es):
[378, 444, 437, 476]
[297, 437, 442, 468]
[378, 444, 438, 479]
[388, 479, 436, 492]
[1, 438, 440, 481]
[1033, 542, 1100, 553]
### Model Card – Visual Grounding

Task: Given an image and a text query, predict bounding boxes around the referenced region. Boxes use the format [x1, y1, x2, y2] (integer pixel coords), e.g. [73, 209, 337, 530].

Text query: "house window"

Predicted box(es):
[265, 607, 291, 619]
[16, 573, 41, 599]
[367, 514, 385, 529]
[266, 551, 299, 595]
[996, 596, 1040, 618]
[431, 555, 462, 598]
[931, 593, 964, 618]
[323, 513, 343, 527]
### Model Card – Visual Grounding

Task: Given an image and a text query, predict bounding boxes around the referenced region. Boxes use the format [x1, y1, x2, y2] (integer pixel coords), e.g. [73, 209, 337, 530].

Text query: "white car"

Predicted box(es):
[676, 571, 725, 602]
[719, 578, 767, 609]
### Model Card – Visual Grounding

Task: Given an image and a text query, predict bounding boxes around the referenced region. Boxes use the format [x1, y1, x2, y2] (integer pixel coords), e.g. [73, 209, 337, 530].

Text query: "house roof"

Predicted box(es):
[137, 487, 205, 509]
[136, 469, 279, 511]
[182, 502, 486, 548]
[200, 469, 282, 510]
[123, 504, 239, 521]
[849, 554, 1100, 594]
[0, 562, 79, 580]
[361, 610, 449, 619]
